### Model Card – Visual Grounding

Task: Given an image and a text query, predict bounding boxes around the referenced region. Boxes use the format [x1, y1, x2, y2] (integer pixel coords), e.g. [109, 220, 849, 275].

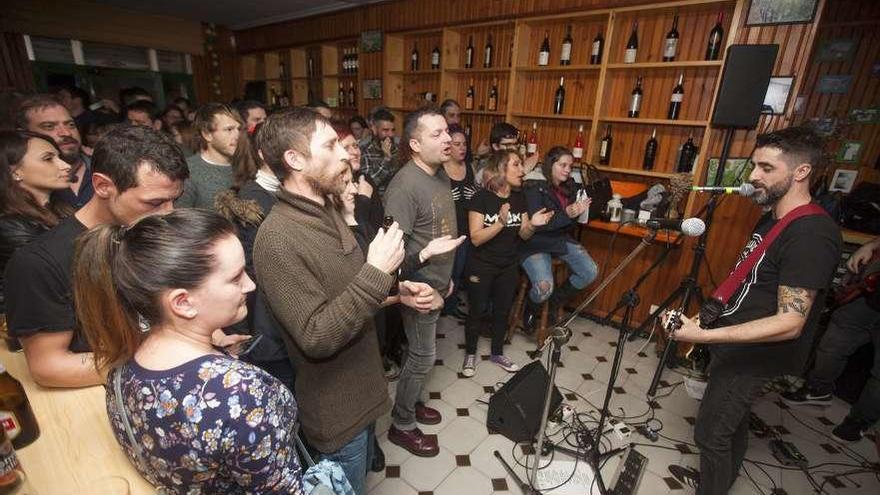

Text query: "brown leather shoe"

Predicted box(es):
[415, 402, 442, 425]
[388, 425, 439, 457]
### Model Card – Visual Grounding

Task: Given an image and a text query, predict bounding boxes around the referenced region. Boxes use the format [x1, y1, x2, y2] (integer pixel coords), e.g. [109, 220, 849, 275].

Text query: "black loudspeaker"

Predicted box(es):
[711, 44, 779, 129]
[487, 361, 562, 442]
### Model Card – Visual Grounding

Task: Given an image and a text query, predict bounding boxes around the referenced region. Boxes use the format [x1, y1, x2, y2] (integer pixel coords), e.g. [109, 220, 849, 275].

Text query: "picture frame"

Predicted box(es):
[360, 30, 383, 53]
[809, 117, 837, 137]
[828, 168, 859, 193]
[816, 38, 858, 63]
[362, 79, 382, 100]
[746, 0, 819, 26]
[761, 76, 794, 115]
[835, 141, 863, 164]
[705, 157, 754, 187]
[817, 75, 853, 94]
[849, 107, 880, 124]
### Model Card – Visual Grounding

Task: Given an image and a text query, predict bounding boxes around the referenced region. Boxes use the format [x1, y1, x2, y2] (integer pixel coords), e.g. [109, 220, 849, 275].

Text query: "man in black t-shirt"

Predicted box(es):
[667, 127, 842, 494]
[4, 125, 189, 388]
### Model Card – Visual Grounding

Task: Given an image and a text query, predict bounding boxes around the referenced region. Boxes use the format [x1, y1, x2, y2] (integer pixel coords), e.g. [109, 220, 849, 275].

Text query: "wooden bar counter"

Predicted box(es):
[0, 348, 153, 494]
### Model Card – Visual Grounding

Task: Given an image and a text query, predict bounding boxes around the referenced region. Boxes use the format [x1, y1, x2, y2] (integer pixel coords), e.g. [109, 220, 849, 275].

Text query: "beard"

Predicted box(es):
[751, 173, 792, 206]
[305, 167, 346, 200]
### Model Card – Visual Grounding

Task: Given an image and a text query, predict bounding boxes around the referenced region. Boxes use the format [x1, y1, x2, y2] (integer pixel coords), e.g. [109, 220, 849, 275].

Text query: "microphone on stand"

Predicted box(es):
[691, 183, 755, 196]
[645, 217, 706, 237]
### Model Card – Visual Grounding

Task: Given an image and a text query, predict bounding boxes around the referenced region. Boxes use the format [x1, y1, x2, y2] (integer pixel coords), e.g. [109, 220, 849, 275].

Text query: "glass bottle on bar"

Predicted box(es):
[706, 12, 725, 60]
[643, 128, 659, 170]
[0, 362, 39, 449]
[487, 78, 498, 111]
[668, 73, 684, 120]
[664, 14, 680, 62]
[465, 35, 475, 68]
[431, 45, 441, 70]
[599, 125, 612, 165]
[676, 132, 699, 173]
[572, 124, 585, 162]
[553, 76, 565, 114]
[629, 76, 643, 118]
[411, 43, 419, 71]
[484, 34, 494, 68]
[624, 21, 639, 63]
[465, 78, 475, 110]
[527, 122, 538, 155]
[591, 32, 604, 64]
[560, 25, 573, 65]
[538, 31, 551, 66]
[348, 82, 356, 108]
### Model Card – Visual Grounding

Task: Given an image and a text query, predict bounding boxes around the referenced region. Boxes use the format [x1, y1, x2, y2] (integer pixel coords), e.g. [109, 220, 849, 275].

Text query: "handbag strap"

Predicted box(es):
[711, 203, 827, 305]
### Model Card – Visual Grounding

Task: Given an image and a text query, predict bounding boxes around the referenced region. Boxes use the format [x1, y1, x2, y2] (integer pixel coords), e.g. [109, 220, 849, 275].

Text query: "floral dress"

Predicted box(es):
[106, 355, 304, 494]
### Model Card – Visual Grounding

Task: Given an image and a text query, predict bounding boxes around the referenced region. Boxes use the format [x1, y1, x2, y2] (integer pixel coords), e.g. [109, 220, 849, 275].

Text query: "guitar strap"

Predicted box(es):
[700, 203, 828, 326]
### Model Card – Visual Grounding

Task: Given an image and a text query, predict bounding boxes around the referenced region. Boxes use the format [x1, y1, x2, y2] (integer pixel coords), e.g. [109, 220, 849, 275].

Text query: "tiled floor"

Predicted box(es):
[367, 315, 880, 494]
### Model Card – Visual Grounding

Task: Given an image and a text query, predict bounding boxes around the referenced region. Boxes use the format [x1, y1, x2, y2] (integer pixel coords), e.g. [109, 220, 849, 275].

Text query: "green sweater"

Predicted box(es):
[253, 188, 393, 453]
[175, 154, 234, 209]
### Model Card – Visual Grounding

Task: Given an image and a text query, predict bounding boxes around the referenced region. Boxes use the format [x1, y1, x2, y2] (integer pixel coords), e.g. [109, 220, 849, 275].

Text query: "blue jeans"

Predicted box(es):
[321, 424, 374, 495]
[521, 241, 598, 303]
[392, 307, 439, 429]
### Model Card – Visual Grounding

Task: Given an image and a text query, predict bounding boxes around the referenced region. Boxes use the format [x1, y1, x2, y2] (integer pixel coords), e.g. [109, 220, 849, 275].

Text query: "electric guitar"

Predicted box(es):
[834, 248, 880, 307]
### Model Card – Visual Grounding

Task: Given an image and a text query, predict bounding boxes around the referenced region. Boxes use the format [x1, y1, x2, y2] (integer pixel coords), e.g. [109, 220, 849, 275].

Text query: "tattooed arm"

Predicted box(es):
[670, 285, 817, 344]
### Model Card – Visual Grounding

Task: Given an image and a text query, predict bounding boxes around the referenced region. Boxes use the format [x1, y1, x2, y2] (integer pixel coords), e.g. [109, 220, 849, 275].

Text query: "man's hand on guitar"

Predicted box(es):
[662, 312, 708, 343]
[846, 237, 880, 273]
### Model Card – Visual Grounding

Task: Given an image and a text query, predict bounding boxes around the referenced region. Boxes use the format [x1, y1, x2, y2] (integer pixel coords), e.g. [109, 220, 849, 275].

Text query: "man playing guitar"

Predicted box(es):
[666, 127, 842, 494]
[781, 234, 880, 442]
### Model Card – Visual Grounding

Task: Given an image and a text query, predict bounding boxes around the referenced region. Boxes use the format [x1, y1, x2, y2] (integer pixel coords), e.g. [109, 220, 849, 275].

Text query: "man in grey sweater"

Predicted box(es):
[176, 103, 242, 209]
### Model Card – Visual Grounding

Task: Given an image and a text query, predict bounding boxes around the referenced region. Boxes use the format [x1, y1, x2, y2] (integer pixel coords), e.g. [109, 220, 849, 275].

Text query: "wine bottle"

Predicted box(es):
[538, 31, 551, 66]
[271, 89, 279, 107]
[348, 81, 356, 108]
[527, 122, 538, 155]
[353, 48, 359, 73]
[624, 21, 639, 63]
[465, 122, 473, 139]
[465, 35, 474, 68]
[643, 128, 658, 170]
[338, 82, 345, 107]
[431, 46, 441, 69]
[628, 76, 643, 118]
[465, 78, 475, 110]
[560, 25, 573, 65]
[599, 125, 612, 164]
[484, 34, 494, 68]
[676, 133, 698, 173]
[553, 76, 565, 114]
[518, 131, 527, 156]
[668, 73, 684, 120]
[508, 41, 513, 67]
[591, 32, 604, 64]
[411, 44, 419, 71]
[706, 12, 725, 60]
[572, 124, 585, 160]
[308, 56, 315, 76]
[664, 15, 680, 62]
[487, 78, 498, 111]
[279, 61, 287, 80]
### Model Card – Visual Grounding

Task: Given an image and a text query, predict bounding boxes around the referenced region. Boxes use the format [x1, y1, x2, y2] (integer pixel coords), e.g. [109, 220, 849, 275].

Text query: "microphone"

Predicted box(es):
[691, 183, 755, 197]
[645, 217, 706, 237]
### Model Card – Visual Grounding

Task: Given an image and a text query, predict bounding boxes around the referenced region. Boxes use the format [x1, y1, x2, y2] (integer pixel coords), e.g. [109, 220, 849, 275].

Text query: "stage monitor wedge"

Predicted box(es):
[711, 44, 779, 129]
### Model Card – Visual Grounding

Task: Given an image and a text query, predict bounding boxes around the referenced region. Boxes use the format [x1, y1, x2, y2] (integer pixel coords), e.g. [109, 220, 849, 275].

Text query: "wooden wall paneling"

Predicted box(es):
[193, 26, 237, 104]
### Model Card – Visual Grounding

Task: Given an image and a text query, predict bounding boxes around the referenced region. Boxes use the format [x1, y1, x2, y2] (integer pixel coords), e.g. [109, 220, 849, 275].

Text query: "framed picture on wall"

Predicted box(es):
[829, 169, 859, 193]
[816, 39, 858, 63]
[746, 0, 819, 26]
[817, 75, 853, 94]
[836, 141, 863, 163]
[761, 76, 794, 114]
[809, 117, 837, 137]
[849, 107, 880, 124]
[705, 158, 754, 187]
[362, 79, 382, 100]
[360, 30, 383, 53]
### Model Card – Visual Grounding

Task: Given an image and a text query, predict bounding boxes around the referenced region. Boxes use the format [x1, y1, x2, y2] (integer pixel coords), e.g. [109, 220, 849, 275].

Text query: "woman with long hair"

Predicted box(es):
[520, 146, 597, 330]
[461, 150, 553, 376]
[442, 124, 478, 320]
[73, 209, 304, 494]
[0, 130, 73, 346]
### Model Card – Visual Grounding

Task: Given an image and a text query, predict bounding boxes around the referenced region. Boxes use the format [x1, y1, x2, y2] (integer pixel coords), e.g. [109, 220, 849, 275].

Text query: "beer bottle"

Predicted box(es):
[0, 427, 33, 494]
[0, 364, 39, 449]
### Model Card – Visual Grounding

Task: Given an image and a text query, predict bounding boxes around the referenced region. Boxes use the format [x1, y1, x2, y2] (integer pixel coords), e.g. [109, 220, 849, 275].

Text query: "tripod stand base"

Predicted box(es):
[495, 450, 542, 495]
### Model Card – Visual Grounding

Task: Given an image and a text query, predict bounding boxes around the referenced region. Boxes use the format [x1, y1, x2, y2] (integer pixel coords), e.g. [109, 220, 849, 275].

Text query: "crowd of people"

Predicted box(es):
[0, 86, 875, 495]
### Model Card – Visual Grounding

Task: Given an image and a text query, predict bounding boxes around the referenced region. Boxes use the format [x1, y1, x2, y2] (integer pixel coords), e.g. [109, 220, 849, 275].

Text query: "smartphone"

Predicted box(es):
[223, 334, 263, 357]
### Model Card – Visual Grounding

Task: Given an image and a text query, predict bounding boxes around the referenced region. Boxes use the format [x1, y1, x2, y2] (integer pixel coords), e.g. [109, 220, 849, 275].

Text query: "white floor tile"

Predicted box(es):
[399, 446, 456, 491]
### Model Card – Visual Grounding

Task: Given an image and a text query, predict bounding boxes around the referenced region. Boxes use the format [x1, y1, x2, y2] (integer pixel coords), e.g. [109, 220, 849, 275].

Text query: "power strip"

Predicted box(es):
[770, 439, 808, 467]
[609, 418, 632, 441]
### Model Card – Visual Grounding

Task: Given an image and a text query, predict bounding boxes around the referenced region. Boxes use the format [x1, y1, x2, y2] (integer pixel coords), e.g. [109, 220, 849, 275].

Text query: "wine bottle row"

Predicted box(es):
[411, 45, 442, 71]
[463, 78, 501, 112]
[628, 73, 687, 120]
[623, 11, 724, 63]
[536, 28, 605, 66]
[337, 81, 358, 108]
[342, 47, 359, 74]
[598, 124, 698, 172]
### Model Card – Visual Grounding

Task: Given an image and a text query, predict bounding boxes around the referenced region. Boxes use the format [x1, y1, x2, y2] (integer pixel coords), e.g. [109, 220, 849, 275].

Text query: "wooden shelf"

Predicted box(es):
[605, 61, 724, 69]
[599, 117, 709, 127]
[587, 219, 679, 243]
[446, 68, 511, 74]
[512, 112, 593, 121]
[594, 166, 675, 179]
[461, 110, 506, 116]
[516, 64, 602, 73]
[388, 70, 442, 75]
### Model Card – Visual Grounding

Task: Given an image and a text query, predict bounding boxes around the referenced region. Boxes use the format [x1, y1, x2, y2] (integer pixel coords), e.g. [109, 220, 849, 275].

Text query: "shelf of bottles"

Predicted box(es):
[322, 42, 360, 112]
[384, 30, 444, 113]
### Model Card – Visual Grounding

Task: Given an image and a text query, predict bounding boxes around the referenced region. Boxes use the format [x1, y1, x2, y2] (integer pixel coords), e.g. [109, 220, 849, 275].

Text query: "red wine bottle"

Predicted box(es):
[599, 125, 612, 165]
[629, 76, 643, 118]
[487, 78, 498, 111]
[348, 81, 356, 108]
[676, 133, 698, 173]
[643, 128, 658, 170]
[560, 25, 573, 65]
[573, 124, 585, 161]
[668, 73, 684, 120]
[706, 12, 725, 60]
[591, 32, 604, 64]
[624, 21, 639, 63]
[465, 35, 474, 68]
[484, 34, 494, 68]
[411, 44, 419, 71]
[465, 78, 475, 110]
[664, 15, 680, 62]
[431, 46, 441, 69]
[538, 31, 551, 66]
[338, 82, 345, 107]
[553, 76, 565, 114]
[528, 122, 538, 155]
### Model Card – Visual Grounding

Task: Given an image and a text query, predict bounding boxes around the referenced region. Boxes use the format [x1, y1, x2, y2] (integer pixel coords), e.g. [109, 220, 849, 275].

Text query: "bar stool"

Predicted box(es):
[507, 258, 568, 345]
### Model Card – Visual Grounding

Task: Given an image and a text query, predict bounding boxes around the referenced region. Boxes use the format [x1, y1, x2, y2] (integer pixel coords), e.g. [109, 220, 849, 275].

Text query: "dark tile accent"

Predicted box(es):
[637, 351, 648, 357]
[817, 416, 834, 426]
[569, 345, 580, 351]
[823, 476, 844, 489]
[457, 373, 467, 379]
[770, 489, 788, 495]
[434, 359, 444, 366]
[625, 367, 638, 374]
[520, 444, 535, 455]
[565, 393, 578, 401]
[609, 341, 618, 347]
[527, 350, 541, 360]
[820, 443, 840, 454]
[492, 478, 509, 491]
[659, 379, 671, 388]
[664, 477, 684, 489]
[649, 400, 662, 410]
[613, 386, 626, 394]
[675, 443, 694, 454]
[456, 408, 469, 417]
[429, 392, 442, 400]
[455, 454, 471, 467]
[481, 354, 490, 361]
[418, 492, 434, 495]
[684, 416, 696, 425]
[772, 425, 790, 435]
[582, 373, 594, 381]
[775, 400, 790, 410]
[457, 343, 466, 349]
[484, 385, 496, 393]
[557, 361, 565, 368]
[437, 333, 445, 339]
[596, 356, 608, 362]
[582, 332, 592, 337]
[386, 465, 401, 478]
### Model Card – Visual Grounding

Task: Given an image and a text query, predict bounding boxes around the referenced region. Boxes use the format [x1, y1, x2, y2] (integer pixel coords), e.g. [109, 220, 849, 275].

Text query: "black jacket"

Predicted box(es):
[0, 215, 51, 312]
[521, 178, 579, 258]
